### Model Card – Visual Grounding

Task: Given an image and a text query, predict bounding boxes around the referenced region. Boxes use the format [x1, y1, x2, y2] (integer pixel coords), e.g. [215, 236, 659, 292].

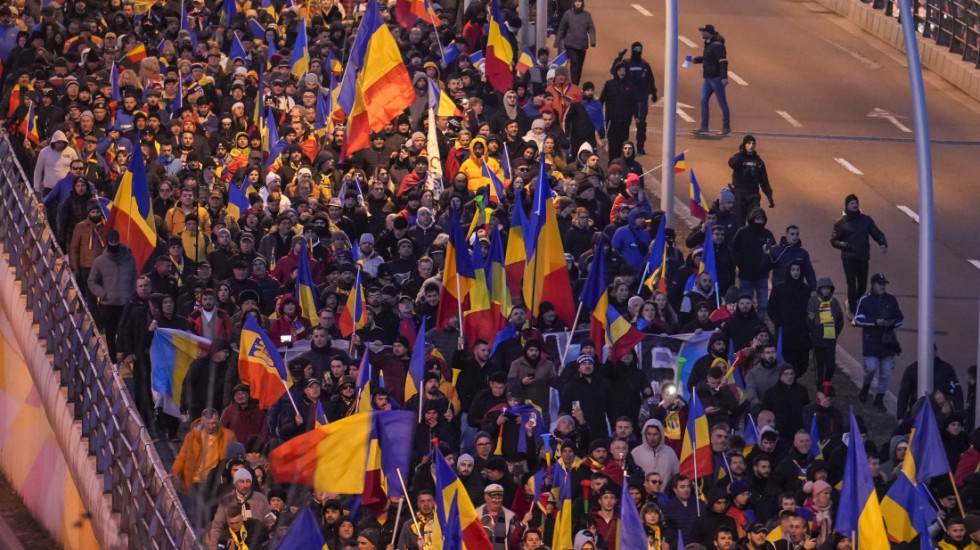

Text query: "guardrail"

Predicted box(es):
[867, 0, 980, 68]
[0, 135, 198, 549]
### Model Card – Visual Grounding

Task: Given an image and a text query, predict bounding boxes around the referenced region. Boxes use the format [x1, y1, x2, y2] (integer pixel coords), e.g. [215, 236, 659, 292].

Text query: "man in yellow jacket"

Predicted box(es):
[171, 408, 236, 490]
[459, 136, 504, 194]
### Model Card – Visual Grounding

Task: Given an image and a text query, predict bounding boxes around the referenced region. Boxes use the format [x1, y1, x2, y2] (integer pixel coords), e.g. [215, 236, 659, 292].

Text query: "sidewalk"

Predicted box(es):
[0, 473, 59, 550]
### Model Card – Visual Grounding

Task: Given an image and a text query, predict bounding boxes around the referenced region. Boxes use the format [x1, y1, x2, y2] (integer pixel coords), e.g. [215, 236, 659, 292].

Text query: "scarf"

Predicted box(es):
[228, 525, 248, 550]
[818, 299, 835, 339]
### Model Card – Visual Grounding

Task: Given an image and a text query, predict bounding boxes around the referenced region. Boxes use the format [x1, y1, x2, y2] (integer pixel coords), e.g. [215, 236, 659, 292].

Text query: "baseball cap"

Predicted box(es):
[870, 273, 889, 285]
[699, 24, 716, 33]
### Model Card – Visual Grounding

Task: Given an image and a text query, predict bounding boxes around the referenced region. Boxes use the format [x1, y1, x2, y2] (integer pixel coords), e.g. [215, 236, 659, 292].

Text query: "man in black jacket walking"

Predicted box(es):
[830, 194, 888, 315]
[599, 62, 636, 167]
[612, 42, 658, 155]
[692, 24, 731, 135]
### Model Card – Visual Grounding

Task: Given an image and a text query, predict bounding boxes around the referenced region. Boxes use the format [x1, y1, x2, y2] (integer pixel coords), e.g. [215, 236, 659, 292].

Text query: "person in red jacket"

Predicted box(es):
[220, 384, 269, 445]
[188, 289, 233, 340]
[271, 235, 323, 286]
[268, 294, 312, 346]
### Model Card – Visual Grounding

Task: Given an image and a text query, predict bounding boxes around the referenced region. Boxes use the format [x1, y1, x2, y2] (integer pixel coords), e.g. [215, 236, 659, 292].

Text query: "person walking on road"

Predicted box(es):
[830, 194, 888, 317]
[612, 42, 658, 156]
[600, 63, 636, 166]
[853, 273, 904, 411]
[692, 24, 731, 135]
[556, 0, 596, 85]
[728, 135, 773, 225]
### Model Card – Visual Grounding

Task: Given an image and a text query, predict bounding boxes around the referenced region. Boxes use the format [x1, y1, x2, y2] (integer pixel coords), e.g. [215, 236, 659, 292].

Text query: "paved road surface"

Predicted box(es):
[577, 0, 980, 401]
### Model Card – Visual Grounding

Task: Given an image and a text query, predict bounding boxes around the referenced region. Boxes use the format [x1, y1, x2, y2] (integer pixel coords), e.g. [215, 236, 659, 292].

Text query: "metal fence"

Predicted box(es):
[867, 0, 980, 67]
[0, 135, 198, 550]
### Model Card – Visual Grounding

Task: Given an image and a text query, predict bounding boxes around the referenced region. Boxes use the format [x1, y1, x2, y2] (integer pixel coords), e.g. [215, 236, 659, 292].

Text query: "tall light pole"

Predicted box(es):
[536, 0, 547, 55]
[895, 0, 935, 397]
[661, 0, 678, 228]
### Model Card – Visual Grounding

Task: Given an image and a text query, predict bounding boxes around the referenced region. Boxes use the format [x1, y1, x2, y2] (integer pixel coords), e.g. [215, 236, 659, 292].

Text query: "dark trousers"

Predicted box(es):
[607, 119, 631, 166]
[131, 357, 155, 427]
[842, 258, 869, 311]
[784, 347, 811, 378]
[733, 192, 761, 226]
[634, 95, 650, 151]
[566, 47, 587, 85]
[813, 345, 836, 386]
[99, 304, 124, 359]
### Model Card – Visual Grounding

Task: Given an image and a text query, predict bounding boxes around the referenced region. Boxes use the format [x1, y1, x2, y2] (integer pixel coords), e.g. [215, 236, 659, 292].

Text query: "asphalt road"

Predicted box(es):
[574, 0, 980, 399]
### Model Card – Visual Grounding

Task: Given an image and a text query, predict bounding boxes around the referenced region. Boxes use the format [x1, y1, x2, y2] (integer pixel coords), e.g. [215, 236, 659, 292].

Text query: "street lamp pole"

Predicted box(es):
[536, 0, 547, 56]
[895, 0, 935, 396]
[661, 0, 678, 228]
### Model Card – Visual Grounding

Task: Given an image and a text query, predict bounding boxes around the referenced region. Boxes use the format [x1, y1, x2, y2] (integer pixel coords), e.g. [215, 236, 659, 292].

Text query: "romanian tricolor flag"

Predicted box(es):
[428, 78, 463, 117]
[504, 196, 528, 297]
[403, 318, 427, 415]
[487, 226, 511, 334]
[641, 215, 668, 293]
[238, 315, 290, 408]
[395, 0, 441, 30]
[338, 268, 367, 337]
[523, 153, 574, 325]
[355, 350, 373, 413]
[689, 169, 709, 221]
[325, 50, 342, 77]
[434, 447, 494, 550]
[363, 406, 417, 514]
[674, 152, 687, 173]
[436, 207, 475, 329]
[463, 237, 497, 347]
[227, 180, 249, 220]
[515, 47, 534, 76]
[679, 391, 713, 479]
[339, 0, 415, 158]
[149, 328, 211, 417]
[296, 239, 318, 325]
[126, 44, 147, 64]
[485, 0, 515, 94]
[8, 84, 32, 117]
[551, 462, 574, 550]
[22, 103, 40, 146]
[105, 133, 157, 269]
[582, 244, 644, 362]
[269, 410, 416, 494]
[835, 408, 889, 550]
[291, 18, 310, 79]
[482, 159, 505, 203]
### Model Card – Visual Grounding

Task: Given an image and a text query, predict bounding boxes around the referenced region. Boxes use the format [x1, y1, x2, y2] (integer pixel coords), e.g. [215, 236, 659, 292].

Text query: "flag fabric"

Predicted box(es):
[487, 225, 512, 333]
[523, 153, 575, 325]
[504, 197, 528, 297]
[180, 0, 198, 47]
[149, 328, 211, 417]
[263, 106, 285, 167]
[582, 244, 644, 362]
[433, 447, 494, 550]
[110, 61, 122, 102]
[551, 50, 569, 69]
[485, 0, 515, 93]
[463, 239, 497, 347]
[641, 216, 668, 293]
[224, 0, 238, 23]
[428, 78, 463, 117]
[551, 462, 574, 550]
[316, 401, 328, 427]
[355, 350, 373, 413]
[674, 152, 687, 173]
[170, 78, 184, 113]
[228, 33, 248, 66]
[443, 494, 463, 550]
[501, 143, 513, 180]
[339, 0, 415, 158]
[881, 471, 936, 547]
[395, 0, 440, 29]
[679, 392, 713, 479]
[125, 44, 147, 64]
[515, 47, 534, 76]
[295, 240, 318, 325]
[238, 315, 289, 408]
[440, 42, 461, 66]
[425, 101, 444, 195]
[808, 414, 823, 459]
[105, 132, 157, 268]
[835, 408, 889, 550]
[482, 160, 505, 203]
[276, 506, 328, 549]
[468, 50, 485, 67]
[689, 169, 709, 220]
[436, 206, 475, 329]
[325, 50, 342, 76]
[290, 18, 310, 78]
[618, 472, 648, 550]
[339, 269, 367, 337]
[743, 414, 760, 456]
[227, 180, 249, 220]
[675, 330, 713, 397]
[23, 103, 40, 146]
[683, 223, 719, 297]
[902, 398, 951, 483]
[250, 18, 266, 41]
[403, 318, 427, 408]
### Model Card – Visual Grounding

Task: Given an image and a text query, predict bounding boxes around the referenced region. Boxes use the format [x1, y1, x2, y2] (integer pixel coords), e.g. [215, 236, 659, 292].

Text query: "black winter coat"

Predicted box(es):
[599, 76, 636, 122]
[559, 375, 612, 441]
[830, 210, 887, 262]
[767, 275, 812, 351]
[730, 212, 775, 280]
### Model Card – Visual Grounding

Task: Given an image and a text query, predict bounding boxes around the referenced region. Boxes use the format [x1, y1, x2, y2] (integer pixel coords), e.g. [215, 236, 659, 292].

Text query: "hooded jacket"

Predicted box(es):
[459, 136, 504, 193]
[611, 207, 653, 270]
[88, 243, 139, 306]
[806, 278, 844, 347]
[269, 294, 313, 344]
[731, 208, 775, 280]
[33, 130, 80, 192]
[690, 488, 738, 549]
[630, 419, 680, 480]
[555, 1, 596, 50]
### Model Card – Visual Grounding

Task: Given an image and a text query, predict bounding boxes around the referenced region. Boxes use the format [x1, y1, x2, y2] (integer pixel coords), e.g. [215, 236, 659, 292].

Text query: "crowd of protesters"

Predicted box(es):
[6, 0, 980, 549]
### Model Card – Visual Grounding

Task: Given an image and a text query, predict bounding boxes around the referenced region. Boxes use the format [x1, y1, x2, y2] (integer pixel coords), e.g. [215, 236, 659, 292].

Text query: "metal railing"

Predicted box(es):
[866, 0, 980, 67]
[0, 136, 198, 550]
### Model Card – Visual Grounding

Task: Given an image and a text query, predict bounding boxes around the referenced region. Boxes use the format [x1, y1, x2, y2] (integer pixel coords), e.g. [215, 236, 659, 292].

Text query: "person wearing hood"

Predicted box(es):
[88, 229, 138, 360]
[880, 434, 908, 482]
[762, 365, 809, 437]
[691, 487, 738, 550]
[411, 206, 442, 253]
[564, 81, 605, 157]
[687, 331, 730, 394]
[220, 384, 269, 447]
[721, 294, 767, 351]
[33, 129, 80, 196]
[56, 176, 95, 247]
[631, 419, 680, 481]
[182, 337, 233, 425]
[270, 234, 323, 286]
[731, 207, 775, 319]
[555, 0, 596, 85]
[728, 135, 773, 225]
[612, 41, 657, 155]
[767, 260, 814, 376]
[600, 63, 636, 165]
[806, 278, 844, 386]
[268, 294, 313, 345]
[692, 24, 730, 135]
[522, 118, 547, 154]
[560, 355, 612, 441]
[768, 225, 817, 290]
[611, 206, 653, 271]
[830, 194, 888, 316]
[459, 136, 504, 194]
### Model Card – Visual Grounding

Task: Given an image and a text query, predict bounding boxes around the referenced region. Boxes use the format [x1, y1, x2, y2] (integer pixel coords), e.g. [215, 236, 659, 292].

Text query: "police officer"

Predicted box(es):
[613, 42, 657, 155]
[728, 135, 773, 226]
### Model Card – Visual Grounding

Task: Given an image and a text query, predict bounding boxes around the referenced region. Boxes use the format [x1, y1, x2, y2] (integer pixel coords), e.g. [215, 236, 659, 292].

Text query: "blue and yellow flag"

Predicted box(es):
[150, 328, 211, 417]
[552, 462, 574, 550]
[291, 18, 310, 78]
[277, 506, 328, 549]
[903, 398, 951, 483]
[835, 408, 888, 550]
[743, 414, 760, 456]
[228, 180, 249, 220]
[238, 315, 289, 409]
[808, 414, 823, 459]
[641, 216, 668, 293]
[296, 239, 318, 325]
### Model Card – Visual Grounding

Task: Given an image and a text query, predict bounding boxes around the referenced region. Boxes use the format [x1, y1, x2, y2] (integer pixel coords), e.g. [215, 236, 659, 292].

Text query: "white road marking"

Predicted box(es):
[728, 72, 748, 86]
[868, 107, 912, 132]
[968, 259, 980, 271]
[776, 110, 803, 128]
[678, 35, 698, 48]
[896, 205, 920, 223]
[632, 3, 653, 16]
[834, 157, 863, 175]
[676, 106, 696, 123]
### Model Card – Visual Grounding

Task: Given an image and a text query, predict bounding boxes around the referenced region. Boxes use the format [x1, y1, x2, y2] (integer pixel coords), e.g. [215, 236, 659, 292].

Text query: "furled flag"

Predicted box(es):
[150, 328, 211, 417]
[582, 243, 644, 362]
[105, 132, 157, 268]
[690, 169, 709, 220]
[339, 268, 367, 337]
[835, 407, 889, 550]
[436, 206, 475, 329]
[295, 239, 318, 326]
[679, 391, 713, 479]
[640, 215, 668, 293]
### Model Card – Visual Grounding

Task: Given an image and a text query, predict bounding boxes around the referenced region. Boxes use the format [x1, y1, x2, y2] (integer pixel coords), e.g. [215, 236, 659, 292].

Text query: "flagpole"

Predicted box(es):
[395, 468, 424, 541]
[640, 149, 690, 179]
[948, 472, 966, 517]
[390, 498, 404, 547]
[456, 271, 465, 339]
[559, 302, 585, 367]
[280, 376, 301, 417]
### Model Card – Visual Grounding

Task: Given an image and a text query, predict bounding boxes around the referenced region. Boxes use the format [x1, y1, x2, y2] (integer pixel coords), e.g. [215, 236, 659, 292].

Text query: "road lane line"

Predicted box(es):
[678, 35, 698, 48]
[728, 72, 748, 86]
[631, 4, 653, 16]
[969, 260, 980, 270]
[676, 107, 696, 123]
[896, 205, 920, 223]
[833, 157, 863, 175]
[776, 110, 803, 128]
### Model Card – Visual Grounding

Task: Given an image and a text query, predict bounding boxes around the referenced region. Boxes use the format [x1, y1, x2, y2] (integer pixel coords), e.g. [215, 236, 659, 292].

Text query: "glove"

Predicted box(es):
[768, 199, 775, 208]
[617, 49, 627, 59]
